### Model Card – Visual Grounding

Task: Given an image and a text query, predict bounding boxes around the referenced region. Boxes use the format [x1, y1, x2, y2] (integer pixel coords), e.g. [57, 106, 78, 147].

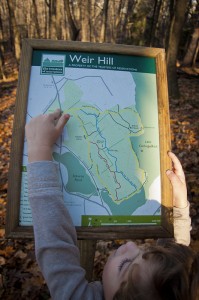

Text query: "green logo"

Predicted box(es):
[41, 54, 65, 75]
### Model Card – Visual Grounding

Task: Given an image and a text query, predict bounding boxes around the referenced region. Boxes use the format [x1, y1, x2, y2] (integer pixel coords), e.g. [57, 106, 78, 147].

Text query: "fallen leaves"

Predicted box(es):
[0, 81, 16, 228]
[0, 239, 51, 299]
[169, 74, 199, 242]
[0, 245, 15, 258]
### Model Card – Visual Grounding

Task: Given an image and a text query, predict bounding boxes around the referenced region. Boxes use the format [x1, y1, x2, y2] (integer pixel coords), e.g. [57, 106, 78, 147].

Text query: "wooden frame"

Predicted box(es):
[6, 39, 172, 239]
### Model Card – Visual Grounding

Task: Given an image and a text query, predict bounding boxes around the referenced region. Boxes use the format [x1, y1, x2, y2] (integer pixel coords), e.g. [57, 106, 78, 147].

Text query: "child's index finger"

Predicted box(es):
[167, 151, 185, 178]
[168, 151, 182, 170]
[49, 109, 62, 121]
[56, 113, 70, 132]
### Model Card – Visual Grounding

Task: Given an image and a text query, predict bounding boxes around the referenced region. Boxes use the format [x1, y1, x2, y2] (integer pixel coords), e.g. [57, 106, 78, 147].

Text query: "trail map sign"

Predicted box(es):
[6, 39, 172, 239]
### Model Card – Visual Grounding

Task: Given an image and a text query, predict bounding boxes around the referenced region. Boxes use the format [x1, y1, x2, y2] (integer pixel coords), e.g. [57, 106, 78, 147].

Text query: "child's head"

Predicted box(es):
[102, 241, 199, 300]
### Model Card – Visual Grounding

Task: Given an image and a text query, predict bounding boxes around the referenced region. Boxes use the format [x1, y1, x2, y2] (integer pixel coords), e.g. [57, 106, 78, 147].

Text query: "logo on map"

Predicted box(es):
[41, 54, 65, 75]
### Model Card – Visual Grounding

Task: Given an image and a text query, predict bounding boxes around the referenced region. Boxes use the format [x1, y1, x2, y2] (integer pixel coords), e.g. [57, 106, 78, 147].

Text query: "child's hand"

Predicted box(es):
[166, 152, 188, 209]
[25, 109, 70, 162]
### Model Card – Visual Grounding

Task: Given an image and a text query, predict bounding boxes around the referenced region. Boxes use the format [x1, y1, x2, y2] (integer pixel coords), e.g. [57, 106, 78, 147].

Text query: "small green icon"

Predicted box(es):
[41, 55, 65, 75]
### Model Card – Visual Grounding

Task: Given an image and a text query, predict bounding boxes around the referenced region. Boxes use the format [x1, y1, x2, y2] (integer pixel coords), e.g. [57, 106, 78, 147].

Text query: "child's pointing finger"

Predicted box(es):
[56, 113, 70, 133]
[49, 108, 62, 121]
[167, 151, 185, 183]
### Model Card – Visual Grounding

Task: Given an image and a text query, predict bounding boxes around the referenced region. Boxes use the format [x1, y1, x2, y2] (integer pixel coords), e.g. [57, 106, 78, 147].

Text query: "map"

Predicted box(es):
[20, 50, 161, 226]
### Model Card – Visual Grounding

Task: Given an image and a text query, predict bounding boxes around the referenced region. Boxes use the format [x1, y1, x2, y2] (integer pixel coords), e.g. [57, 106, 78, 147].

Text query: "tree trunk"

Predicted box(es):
[113, 0, 123, 42]
[149, 0, 162, 46]
[0, 46, 6, 80]
[56, 0, 62, 39]
[32, 0, 41, 38]
[116, 0, 131, 43]
[6, 0, 21, 62]
[107, 0, 117, 42]
[192, 39, 199, 68]
[182, 28, 199, 66]
[80, 0, 90, 41]
[166, 0, 188, 98]
[49, 0, 57, 39]
[100, 0, 109, 42]
[64, 0, 79, 40]
[88, 0, 95, 42]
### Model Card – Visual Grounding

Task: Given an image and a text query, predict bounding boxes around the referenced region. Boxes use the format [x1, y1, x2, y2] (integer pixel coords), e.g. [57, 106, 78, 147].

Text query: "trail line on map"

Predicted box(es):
[108, 112, 132, 132]
[61, 75, 113, 96]
[43, 74, 114, 114]
[91, 141, 121, 201]
[78, 108, 144, 195]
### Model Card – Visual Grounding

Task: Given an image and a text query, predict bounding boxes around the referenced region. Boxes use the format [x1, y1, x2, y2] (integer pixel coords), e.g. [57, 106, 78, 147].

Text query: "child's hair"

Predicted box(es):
[113, 242, 199, 300]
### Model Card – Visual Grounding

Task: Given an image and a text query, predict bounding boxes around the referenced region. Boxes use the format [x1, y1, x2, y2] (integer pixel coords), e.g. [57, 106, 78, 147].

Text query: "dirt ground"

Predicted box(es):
[0, 69, 198, 299]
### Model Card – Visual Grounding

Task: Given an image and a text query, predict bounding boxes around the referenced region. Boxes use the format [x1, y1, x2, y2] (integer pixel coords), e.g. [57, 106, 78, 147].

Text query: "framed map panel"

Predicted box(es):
[6, 39, 172, 239]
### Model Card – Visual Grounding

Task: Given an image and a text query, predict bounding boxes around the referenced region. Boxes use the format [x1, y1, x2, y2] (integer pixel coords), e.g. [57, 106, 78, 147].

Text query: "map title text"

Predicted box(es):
[69, 54, 114, 65]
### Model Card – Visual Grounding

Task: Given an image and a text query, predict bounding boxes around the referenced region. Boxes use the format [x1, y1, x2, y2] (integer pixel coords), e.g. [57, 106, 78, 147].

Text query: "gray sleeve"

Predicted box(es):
[173, 204, 192, 246]
[27, 161, 103, 300]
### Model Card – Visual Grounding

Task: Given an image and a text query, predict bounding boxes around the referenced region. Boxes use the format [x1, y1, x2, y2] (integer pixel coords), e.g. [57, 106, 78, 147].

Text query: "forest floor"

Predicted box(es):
[0, 64, 199, 299]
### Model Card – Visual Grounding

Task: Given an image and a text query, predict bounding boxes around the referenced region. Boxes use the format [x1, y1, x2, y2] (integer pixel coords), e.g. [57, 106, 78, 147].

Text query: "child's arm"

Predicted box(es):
[26, 110, 103, 300]
[166, 152, 191, 246]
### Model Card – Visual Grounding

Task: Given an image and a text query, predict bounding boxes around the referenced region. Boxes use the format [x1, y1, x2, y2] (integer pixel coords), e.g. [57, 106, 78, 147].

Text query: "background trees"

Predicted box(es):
[0, 0, 198, 97]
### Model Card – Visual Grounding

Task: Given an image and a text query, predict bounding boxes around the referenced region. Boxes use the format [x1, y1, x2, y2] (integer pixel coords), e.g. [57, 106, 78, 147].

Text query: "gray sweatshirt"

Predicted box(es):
[28, 161, 191, 300]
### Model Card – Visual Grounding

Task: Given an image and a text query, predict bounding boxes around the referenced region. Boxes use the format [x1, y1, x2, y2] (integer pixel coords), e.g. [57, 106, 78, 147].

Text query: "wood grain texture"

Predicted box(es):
[6, 39, 33, 237]
[26, 38, 163, 56]
[155, 51, 173, 234]
[78, 240, 96, 281]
